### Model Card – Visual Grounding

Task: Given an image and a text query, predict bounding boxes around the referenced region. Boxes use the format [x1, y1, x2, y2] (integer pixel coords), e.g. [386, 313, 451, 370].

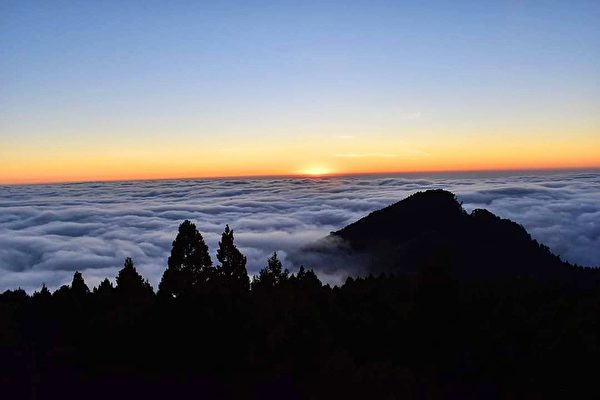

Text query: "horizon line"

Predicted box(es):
[2, 165, 599, 187]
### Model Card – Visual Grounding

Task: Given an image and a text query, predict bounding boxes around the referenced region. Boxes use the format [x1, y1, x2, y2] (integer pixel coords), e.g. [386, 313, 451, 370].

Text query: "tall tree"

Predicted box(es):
[158, 220, 214, 298]
[252, 252, 289, 291]
[216, 225, 249, 292]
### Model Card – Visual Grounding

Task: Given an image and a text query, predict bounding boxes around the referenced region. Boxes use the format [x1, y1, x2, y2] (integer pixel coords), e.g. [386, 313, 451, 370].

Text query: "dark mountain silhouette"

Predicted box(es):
[308, 189, 585, 282]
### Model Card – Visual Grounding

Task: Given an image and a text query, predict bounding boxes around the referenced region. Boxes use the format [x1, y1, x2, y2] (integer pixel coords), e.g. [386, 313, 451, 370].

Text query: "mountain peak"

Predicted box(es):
[332, 189, 465, 250]
[302, 189, 580, 282]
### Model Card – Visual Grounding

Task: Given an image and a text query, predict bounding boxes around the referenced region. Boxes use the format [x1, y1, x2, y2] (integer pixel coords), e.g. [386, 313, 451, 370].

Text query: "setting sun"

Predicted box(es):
[299, 166, 333, 176]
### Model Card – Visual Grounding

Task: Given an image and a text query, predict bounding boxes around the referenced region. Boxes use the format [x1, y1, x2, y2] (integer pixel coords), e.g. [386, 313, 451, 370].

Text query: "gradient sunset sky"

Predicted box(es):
[1, 1, 599, 184]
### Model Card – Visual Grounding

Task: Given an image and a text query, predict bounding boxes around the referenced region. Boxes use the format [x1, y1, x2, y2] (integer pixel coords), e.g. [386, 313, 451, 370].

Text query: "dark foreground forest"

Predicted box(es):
[2, 191, 600, 399]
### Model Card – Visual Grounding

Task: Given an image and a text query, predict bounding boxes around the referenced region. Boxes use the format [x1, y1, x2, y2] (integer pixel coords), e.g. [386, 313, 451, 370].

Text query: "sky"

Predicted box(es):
[1, 1, 599, 184]
[1, 171, 599, 292]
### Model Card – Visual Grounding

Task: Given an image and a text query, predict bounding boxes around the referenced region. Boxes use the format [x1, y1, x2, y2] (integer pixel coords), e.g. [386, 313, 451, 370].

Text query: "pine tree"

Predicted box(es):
[158, 220, 214, 298]
[252, 252, 289, 290]
[71, 271, 89, 296]
[217, 225, 249, 292]
[116, 257, 153, 299]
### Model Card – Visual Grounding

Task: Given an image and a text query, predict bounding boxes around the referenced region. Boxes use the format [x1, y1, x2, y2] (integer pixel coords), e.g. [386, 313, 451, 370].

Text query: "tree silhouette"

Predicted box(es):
[252, 252, 289, 290]
[71, 271, 89, 297]
[94, 278, 114, 296]
[116, 257, 153, 299]
[216, 225, 249, 292]
[158, 220, 214, 298]
[291, 266, 322, 291]
[52, 284, 70, 299]
[32, 283, 52, 303]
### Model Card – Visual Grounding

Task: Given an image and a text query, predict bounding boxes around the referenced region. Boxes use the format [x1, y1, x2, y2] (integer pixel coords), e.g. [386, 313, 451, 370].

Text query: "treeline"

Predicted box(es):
[52, 220, 304, 300]
[2, 220, 600, 399]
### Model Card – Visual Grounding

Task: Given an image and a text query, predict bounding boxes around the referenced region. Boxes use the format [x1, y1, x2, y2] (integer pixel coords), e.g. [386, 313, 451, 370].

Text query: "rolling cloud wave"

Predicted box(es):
[1, 171, 599, 292]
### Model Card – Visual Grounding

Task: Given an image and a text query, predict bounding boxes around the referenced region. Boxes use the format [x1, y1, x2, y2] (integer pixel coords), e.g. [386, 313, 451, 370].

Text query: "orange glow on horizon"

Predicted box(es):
[1, 129, 599, 185]
[2, 162, 600, 186]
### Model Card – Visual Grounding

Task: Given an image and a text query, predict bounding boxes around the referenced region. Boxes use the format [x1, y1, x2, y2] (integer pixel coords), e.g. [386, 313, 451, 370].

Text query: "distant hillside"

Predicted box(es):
[306, 189, 592, 282]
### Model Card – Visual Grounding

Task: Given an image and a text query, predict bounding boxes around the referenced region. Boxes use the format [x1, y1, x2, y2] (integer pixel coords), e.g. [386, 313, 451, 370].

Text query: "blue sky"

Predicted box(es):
[1, 1, 599, 182]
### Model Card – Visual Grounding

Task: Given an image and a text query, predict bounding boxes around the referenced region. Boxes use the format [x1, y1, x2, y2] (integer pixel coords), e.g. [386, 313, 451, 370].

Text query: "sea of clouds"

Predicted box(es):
[1, 170, 599, 292]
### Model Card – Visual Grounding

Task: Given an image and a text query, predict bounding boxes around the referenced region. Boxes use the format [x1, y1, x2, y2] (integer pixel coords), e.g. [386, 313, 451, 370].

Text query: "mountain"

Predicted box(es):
[304, 189, 591, 282]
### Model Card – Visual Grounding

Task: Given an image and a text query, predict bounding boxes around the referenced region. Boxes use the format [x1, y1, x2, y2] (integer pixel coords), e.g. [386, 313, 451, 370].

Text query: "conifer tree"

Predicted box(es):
[252, 252, 289, 290]
[116, 257, 153, 299]
[71, 271, 89, 296]
[158, 220, 214, 298]
[217, 225, 249, 292]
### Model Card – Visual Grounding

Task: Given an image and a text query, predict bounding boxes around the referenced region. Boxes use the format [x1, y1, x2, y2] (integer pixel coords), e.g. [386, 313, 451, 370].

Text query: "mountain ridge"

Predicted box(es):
[303, 189, 593, 282]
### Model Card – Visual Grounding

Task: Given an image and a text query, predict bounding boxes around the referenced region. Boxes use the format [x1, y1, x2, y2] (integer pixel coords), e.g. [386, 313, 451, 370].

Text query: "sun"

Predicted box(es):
[299, 166, 333, 176]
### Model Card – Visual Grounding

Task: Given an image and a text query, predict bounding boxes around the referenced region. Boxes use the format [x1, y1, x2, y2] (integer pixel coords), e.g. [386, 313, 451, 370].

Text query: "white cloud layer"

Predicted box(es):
[1, 171, 599, 292]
